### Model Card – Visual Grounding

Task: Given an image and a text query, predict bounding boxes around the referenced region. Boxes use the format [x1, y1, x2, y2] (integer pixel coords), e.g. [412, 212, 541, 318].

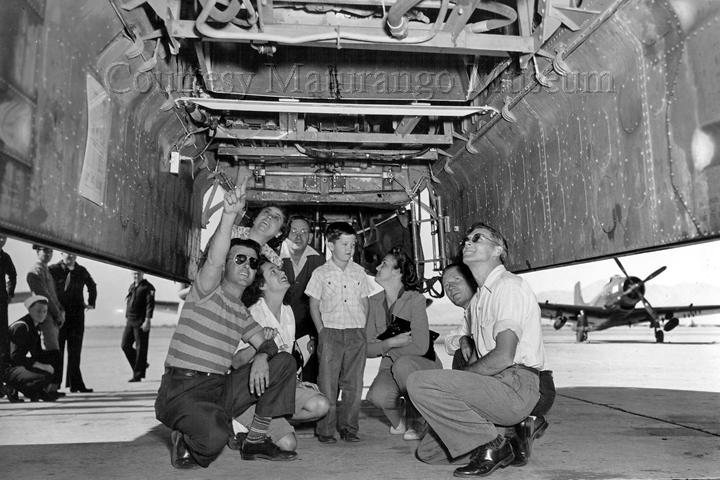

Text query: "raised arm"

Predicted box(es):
[196, 180, 247, 295]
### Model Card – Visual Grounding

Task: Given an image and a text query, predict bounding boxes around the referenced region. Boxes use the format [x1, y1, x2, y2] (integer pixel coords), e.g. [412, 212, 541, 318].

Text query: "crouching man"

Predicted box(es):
[408, 222, 546, 477]
[155, 181, 297, 468]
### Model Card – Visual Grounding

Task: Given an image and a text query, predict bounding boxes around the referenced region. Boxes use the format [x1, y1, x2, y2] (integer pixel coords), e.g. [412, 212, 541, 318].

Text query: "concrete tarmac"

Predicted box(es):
[1, 326, 719, 479]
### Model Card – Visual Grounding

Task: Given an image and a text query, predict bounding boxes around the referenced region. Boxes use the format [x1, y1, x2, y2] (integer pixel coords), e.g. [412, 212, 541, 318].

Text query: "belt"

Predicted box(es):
[514, 364, 540, 376]
[165, 366, 224, 377]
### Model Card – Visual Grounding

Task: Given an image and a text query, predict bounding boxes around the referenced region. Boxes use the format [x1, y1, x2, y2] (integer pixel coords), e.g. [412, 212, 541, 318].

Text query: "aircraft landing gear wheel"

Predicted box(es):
[655, 330, 664, 343]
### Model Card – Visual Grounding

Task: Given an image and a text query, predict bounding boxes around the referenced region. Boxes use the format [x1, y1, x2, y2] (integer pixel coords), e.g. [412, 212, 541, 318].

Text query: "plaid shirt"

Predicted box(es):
[305, 260, 372, 329]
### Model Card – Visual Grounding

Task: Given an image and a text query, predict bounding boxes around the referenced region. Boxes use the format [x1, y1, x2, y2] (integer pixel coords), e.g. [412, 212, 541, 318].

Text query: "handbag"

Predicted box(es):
[376, 315, 439, 361]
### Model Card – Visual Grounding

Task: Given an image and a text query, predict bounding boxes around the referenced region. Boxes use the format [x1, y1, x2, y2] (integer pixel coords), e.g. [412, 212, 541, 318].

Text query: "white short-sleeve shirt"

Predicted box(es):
[469, 265, 545, 369]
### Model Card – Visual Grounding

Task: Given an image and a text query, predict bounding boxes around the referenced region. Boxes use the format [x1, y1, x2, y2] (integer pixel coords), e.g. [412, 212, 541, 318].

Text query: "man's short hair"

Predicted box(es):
[288, 215, 312, 230]
[32, 244, 50, 251]
[466, 222, 509, 264]
[442, 262, 479, 292]
[326, 222, 356, 243]
[228, 238, 261, 260]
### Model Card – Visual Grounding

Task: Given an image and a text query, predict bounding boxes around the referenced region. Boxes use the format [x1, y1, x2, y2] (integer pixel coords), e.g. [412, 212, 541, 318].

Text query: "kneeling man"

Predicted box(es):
[155, 182, 297, 468]
[408, 222, 545, 477]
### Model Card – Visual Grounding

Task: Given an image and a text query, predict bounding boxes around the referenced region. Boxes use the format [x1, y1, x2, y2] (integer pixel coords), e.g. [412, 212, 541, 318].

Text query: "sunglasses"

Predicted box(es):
[233, 254, 258, 269]
[463, 232, 499, 245]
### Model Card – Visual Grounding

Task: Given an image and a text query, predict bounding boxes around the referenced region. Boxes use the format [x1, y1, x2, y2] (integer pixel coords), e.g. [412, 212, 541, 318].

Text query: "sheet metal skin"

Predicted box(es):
[437, 0, 720, 272]
[0, 0, 199, 280]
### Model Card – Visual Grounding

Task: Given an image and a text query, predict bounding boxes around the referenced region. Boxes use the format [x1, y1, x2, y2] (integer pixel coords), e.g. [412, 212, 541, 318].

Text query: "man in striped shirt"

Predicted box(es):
[155, 182, 297, 469]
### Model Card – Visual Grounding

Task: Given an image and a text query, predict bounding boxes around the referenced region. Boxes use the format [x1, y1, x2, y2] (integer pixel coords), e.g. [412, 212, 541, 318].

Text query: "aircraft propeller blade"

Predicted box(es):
[642, 265, 667, 283]
[613, 257, 631, 278]
[639, 296, 660, 328]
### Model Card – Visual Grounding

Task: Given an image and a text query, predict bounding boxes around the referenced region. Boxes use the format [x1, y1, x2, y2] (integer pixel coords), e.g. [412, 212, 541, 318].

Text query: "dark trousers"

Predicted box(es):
[0, 301, 8, 368]
[6, 350, 60, 398]
[121, 322, 149, 378]
[316, 327, 367, 437]
[154, 352, 296, 467]
[59, 310, 87, 389]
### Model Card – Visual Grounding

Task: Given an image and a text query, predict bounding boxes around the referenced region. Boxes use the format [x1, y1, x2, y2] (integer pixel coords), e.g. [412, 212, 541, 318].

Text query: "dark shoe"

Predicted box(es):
[70, 387, 94, 393]
[6, 388, 24, 403]
[454, 438, 515, 477]
[128, 376, 142, 383]
[339, 431, 361, 442]
[171, 430, 199, 469]
[227, 432, 247, 450]
[240, 437, 298, 461]
[533, 415, 549, 440]
[317, 434, 337, 444]
[53, 391, 66, 397]
[38, 391, 60, 402]
[509, 418, 533, 466]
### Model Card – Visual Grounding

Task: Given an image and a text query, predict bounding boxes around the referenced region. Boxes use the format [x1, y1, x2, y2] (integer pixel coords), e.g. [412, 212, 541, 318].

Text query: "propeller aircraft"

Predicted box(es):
[540, 258, 720, 343]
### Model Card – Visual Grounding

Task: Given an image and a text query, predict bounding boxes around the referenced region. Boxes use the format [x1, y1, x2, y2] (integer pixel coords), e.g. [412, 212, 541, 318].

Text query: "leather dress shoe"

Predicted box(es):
[227, 432, 247, 450]
[70, 387, 94, 393]
[170, 430, 199, 469]
[317, 434, 337, 444]
[339, 430, 361, 442]
[509, 418, 533, 466]
[240, 437, 298, 461]
[128, 376, 142, 383]
[533, 415, 549, 439]
[454, 438, 515, 477]
[38, 391, 60, 402]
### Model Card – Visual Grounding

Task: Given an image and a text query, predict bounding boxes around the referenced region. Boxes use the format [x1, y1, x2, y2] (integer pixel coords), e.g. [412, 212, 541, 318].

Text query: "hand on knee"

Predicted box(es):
[276, 432, 297, 451]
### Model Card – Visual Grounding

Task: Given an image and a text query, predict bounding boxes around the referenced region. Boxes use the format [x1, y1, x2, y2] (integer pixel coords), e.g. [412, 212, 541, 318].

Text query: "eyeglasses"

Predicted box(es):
[290, 228, 309, 235]
[233, 254, 258, 269]
[463, 232, 499, 245]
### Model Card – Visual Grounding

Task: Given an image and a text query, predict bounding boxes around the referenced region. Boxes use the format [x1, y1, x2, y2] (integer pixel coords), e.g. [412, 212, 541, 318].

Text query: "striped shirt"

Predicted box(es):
[305, 260, 372, 329]
[164, 282, 263, 374]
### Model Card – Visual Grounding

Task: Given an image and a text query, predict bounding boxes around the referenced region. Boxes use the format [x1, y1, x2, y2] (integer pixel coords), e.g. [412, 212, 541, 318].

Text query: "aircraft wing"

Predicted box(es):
[539, 302, 607, 319]
[650, 305, 720, 318]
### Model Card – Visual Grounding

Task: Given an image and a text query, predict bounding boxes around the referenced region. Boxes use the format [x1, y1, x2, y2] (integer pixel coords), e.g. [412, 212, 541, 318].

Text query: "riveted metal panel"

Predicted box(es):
[436, 0, 720, 271]
[0, 0, 198, 280]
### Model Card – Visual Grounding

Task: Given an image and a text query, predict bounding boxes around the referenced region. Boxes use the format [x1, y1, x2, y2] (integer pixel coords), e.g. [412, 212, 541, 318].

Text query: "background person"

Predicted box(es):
[121, 271, 155, 382]
[366, 248, 442, 441]
[6, 295, 60, 402]
[280, 215, 325, 382]
[0, 234, 16, 369]
[440, 262, 479, 369]
[26, 244, 64, 394]
[49, 252, 97, 393]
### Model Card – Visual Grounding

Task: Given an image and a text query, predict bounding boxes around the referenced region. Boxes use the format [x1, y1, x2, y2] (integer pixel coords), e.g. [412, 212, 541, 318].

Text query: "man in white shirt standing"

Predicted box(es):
[408, 222, 546, 477]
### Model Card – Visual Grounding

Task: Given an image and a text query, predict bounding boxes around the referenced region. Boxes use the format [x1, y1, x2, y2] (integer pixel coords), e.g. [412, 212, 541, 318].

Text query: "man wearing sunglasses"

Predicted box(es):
[408, 222, 546, 477]
[155, 181, 298, 469]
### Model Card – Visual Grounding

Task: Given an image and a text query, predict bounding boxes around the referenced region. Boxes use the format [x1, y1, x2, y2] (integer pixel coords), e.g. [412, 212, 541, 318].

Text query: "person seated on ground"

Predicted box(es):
[228, 257, 330, 452]
[407, 222, 547, 477]
[6, 295, 62, 402]
[154, 182, 298, 469]
[366, 248, 442, 441]
[232, 204, 287, 267]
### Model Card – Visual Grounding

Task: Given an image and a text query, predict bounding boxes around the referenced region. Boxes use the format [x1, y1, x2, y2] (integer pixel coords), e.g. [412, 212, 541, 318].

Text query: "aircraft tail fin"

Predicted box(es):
[574, 281, 586, 305]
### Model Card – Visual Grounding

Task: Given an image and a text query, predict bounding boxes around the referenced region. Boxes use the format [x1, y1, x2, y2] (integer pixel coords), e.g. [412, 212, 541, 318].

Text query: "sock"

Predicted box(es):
[245, 415, 271, 443]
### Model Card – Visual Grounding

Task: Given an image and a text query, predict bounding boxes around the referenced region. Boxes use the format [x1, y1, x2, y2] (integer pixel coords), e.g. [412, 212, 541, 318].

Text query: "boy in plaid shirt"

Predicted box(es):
[305, 222, 373, 443]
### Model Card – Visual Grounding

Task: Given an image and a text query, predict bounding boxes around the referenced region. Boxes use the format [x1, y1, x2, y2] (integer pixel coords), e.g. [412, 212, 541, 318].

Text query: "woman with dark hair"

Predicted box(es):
[231, 257, 329, 452]
[231, 205, 288, 266]
[366, 248, 442, 440]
